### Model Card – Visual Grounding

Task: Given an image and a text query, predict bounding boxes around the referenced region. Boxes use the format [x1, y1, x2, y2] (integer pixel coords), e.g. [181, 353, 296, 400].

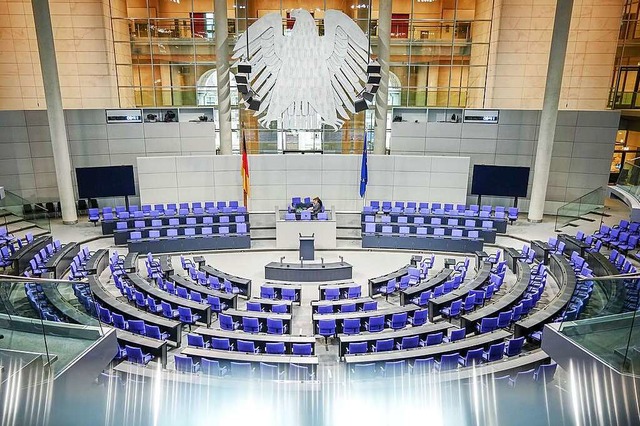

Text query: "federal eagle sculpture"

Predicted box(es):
[233, 9, 370, 130]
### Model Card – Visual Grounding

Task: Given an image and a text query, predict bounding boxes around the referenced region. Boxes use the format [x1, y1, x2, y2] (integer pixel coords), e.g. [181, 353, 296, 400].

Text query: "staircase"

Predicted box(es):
[555, 187, 609, 231]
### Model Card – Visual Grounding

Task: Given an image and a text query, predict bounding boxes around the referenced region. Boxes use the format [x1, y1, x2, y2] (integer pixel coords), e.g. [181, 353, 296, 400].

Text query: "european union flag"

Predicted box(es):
[359, 133, 368, 198]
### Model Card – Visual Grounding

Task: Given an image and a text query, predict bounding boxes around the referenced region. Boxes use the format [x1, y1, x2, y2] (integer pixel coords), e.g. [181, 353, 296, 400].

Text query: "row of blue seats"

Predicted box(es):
[592, 224, 639, 253]
[128, 225, 247, 241]
[116, 215, 246, 230]
[365, 215, 498, 227]
[219, 313, 288, 335]
[364, 201, 518, 217]
[174, 356, 314, 380]
[364, 224, 483, 239]
[24, 282, 65, 322]
[99, 201, 242, 216]
[187, 333, 312, 356]
[284, 212, 329, 221]
[0, 232, 38, 268]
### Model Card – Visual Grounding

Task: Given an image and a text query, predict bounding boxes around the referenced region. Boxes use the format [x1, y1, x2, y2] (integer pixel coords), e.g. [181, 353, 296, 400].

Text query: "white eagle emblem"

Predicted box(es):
[233, 9, 369, 130]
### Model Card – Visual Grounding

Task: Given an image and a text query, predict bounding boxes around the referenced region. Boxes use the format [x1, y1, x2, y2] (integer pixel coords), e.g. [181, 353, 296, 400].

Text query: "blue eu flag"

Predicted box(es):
[359, 133, 368, 198]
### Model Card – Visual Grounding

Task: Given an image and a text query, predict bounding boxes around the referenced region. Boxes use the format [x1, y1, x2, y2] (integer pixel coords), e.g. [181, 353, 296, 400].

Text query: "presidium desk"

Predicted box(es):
[275, 210, 337, 249]
[264, 259, 353, 282]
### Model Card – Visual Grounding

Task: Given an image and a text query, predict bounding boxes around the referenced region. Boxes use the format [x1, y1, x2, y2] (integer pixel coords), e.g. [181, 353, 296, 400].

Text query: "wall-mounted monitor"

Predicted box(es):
[471, 165, 530, 198]
[76, 166, 136, 199]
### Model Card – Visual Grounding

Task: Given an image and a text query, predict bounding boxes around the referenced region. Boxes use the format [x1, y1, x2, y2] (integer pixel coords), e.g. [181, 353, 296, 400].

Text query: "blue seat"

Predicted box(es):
[324, 288, 340, 301]
[409, 309, 428, 326]
[128, 319, 146, 335]
[504, 337, 525, 357]
[247, 301, 262, 312]
[219, 313, 239, 330]
[340, 303, 356, 313]
[288, 364, 311, 381]
[178, 306, 201, 328]
[445, 328, 466, 342]
[423, 331, 443, 346]
[147, 296, 162, 314]
[387, 312, 408, 330]
[317, 305, 333, 314]
[161, 301, 179, 319]
[383, 360, 406, 377]
[362, 301, 377, 311]
[201, 358, 227, 377]
[145, 324, 168, 340]
[317, 319, 336, 344]
[509, 368, 535, 387]
[373, 338, 394, 352]
[230, 362, 253, 378]
[292, 343, 313, 356]
[271, 304, 288, 314]
[260, 286, 276, 299]
[267, 318, 287, 334]
[344, 286, 361, 299]
[98, 306, 112, 324]
[348, 342, 368, 354]
[534, 363, 557, 383]
[242, 317, 262, 333]
[125, 345, 153, 365]
[207, 295, 227, 313]
[440, 300, 462, 318]
[342, 318, 361, 335]
[435, 353, 459, 371]
[260, 362, 282, 380]
[482, 342, 505, 362]
[412, 358, 435, 374]
[497, 310, 513, 328]
[174, 354, 199, 373]
[458, 348, 484, 366]
[237, 340, 259, 353]
[266, 342, 286, 354]
[112, 313, 128, 330]
[476, 317, 498, 333]
[281, 288, 298, 302]
[364, 315, 384, 332]
[211, 337, 233, 351]
[351, 363, 377, 379]
[187, 333, 209, 348]
[397, 335, 419, 350]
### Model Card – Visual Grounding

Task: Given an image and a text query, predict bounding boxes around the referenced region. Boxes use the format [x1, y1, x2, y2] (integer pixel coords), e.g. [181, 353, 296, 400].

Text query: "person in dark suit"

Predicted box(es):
[309, 197, 323, 218]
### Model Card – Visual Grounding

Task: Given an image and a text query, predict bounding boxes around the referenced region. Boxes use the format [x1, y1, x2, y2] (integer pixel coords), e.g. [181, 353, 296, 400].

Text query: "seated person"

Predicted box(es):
[308, 197, 323, 218]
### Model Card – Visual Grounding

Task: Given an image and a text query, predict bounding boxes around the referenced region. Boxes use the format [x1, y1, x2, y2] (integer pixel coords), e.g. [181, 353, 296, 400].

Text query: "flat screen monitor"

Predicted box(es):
[471, 165, 530, 198]
[76, 166, 136, 199]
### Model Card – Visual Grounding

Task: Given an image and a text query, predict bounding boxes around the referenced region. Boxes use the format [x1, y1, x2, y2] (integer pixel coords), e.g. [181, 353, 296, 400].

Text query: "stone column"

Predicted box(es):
[215, 0, 233, 154]
[31, 0, 78, 224]
[373, 0, 392, 154]
[528, 0, 574, 222]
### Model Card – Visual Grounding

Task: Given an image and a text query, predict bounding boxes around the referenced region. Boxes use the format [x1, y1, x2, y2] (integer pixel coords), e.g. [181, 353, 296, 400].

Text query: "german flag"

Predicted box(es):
[241, 131, 250, 207]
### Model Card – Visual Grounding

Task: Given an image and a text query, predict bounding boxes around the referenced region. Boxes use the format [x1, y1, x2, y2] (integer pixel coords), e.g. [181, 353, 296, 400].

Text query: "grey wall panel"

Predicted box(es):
[69, 140, 110, 156]
[461, 123, 499, 139]
[391, 122, 427, 137]
[497, 125, 537, 141]
[30, 142, 54, 158]
[176, 172, 215, 188]
[143, 123, 180, 139]
[64, 109, 105, 125]
[2, 143, 31, 159]
[106, 123, 144, 139]
[495, 139, 535, 156]
[181, 137, 216, 152]
[497, 110, 539, 125]
[66, 124, 108, 141]
[554, 126, 576, 142]
[24, 110, 47, 126]
[551, 142, 573, 157]
[0, 127, 29, 143]
[178, 122, 215, 138]
[27, 126, 52, 142]
[460, 138, 497, 154]
[32, 157, 56, 173]
[176, 156, 214, 173]
[574, 127, 618, 144]
[108, 138, 145, 154]
[0, 111, 26, 126]
[426, 122, 462, 138]
[556, 111, 578, 126]
[71, 155, 111, 168]
[34, 172, 58, 189]
[576, 111, 620, 128]
[425, 137, 461, 153]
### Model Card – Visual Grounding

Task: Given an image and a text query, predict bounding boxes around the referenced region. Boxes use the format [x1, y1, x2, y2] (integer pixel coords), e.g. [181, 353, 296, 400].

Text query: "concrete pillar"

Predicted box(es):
[528, 0, 574, 222]
[215, 0, 233, 154]
[374, 0, 392, 155]
[31, 0, 77, 224]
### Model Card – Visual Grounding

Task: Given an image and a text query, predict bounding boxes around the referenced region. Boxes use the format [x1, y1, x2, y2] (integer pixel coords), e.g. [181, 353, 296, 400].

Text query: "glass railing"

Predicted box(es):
[0, 189, 50, 233]
[558, 274, 640, 375]
[0, 274, 104, 376]
[616, 159, 640, 200]
[554, 187, 606, 232]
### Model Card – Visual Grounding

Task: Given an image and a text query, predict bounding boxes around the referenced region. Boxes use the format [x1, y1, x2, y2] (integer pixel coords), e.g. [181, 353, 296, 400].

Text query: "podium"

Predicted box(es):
[299, 234, 315, 261]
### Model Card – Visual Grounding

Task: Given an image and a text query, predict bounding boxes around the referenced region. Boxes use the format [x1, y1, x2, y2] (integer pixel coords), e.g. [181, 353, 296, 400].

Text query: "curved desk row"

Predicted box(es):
[128, 233, 251, 254]
[223, 308, 292, 335]
[361, 212, 508, 233]
[311, 304, 422, 332]
[362, 233, 484, 253]
[116, 330, 168, 368]
[114, 222, 249, 245]
[44, 242, 79, 279]
[181, 347, 318, 372]
[101, 212, 248, 234]
[193, 327, 316, 355]
[368, 264, 410, 296]
[168, 274, 237, 309]
[400, 268, 453, 306]
[361, 222, 497, 243]
[264, 261, 353, 282]
[337, 321, 454, 358]
[344, 329, 511, 364]
[427, 261, 492, 322]
[318, 282, 360, 300]
[261, 282, 302, 304]
[87, 275, 182, 345]
[311, 297, 375, 313]
[41, 272, 98, 326]
[200, 264, 252, 298]
[85, 249, 109, 275]
[513, 254, 577, 339]
[126, 273, 212, 326]
[460, 261, 531, 332]
[9, 235, 52, 274]
[584, 251, 626, 316]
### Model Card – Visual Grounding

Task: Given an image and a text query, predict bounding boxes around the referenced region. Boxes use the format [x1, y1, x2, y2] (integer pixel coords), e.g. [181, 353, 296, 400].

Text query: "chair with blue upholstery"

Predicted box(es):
[342, 318, 361, 335]
[372, 338, 394, 352]
[174, 354, 199, 373]
[125, 345, 153, 365]
[187, 333, 209, 348]
[364, 315, 385, 332]
[435, 353, 459, 371]
[219, 313, 240, 331]
[397, 335, 420, 350]
[317, 319, 337, 346]
[422, 332, 443, 346]
[237, 340, 259, 353]
[324, 288, 340, 301]
[458, 348, 484, 367]
[128, 320, 146, 335]
[482, 342, 505, 362]
[387, 312, 408, 330]
[267, 318, 287, 335]
[445, 328, 466, 342]
[504, 337, 525, 357]
[292, 343, 312, 356]
[348, 342, 368, 354]
[145, 324, 168, 340]
[211, 337, 233, 351]
[409, 309, 428, 326]
[242, 316, 262, 333]
[201, 359, 228, 377]
[178, 306, 200, 330]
